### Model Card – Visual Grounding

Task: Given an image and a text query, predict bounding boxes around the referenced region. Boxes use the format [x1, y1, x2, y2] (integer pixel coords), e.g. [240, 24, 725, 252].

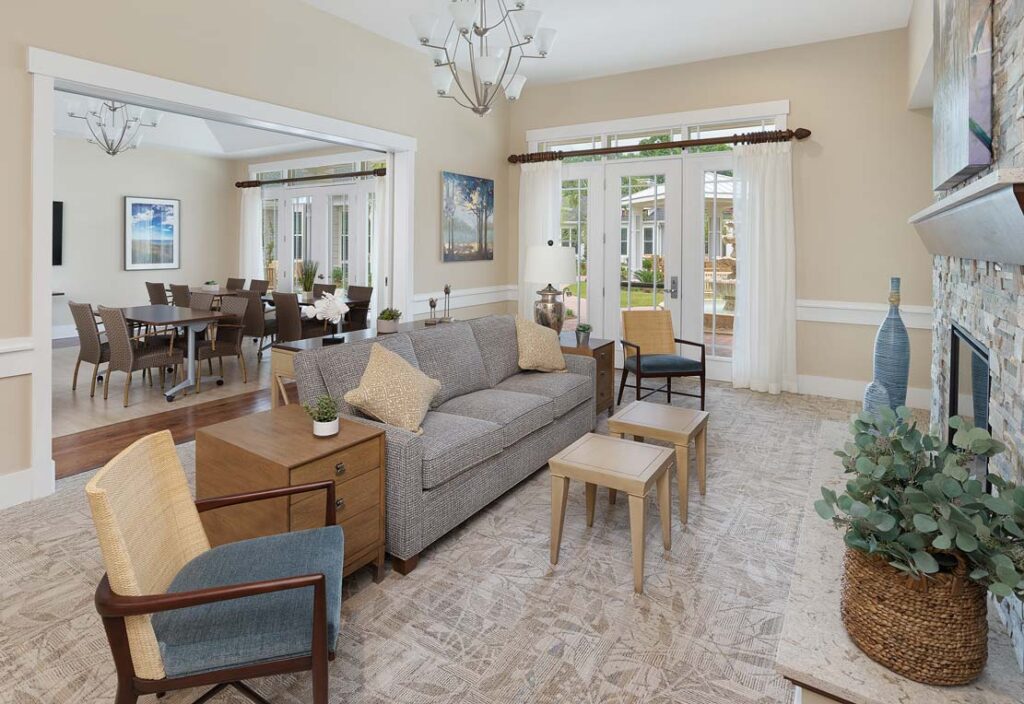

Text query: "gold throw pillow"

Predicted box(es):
[344, 343, 440, 434]
[516, 316, 567, 372]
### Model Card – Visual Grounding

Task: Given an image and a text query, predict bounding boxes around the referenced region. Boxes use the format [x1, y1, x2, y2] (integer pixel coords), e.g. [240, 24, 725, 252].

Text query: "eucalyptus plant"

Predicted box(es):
[816, 407, 1024, 599]
[302, 394, 338, 423]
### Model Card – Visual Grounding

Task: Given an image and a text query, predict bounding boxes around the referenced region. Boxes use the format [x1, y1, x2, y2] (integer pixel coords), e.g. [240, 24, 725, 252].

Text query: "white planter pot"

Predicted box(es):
[202, 284, 219, 292]
[377, 318, 399, 334]
[313, 418, 339, 437]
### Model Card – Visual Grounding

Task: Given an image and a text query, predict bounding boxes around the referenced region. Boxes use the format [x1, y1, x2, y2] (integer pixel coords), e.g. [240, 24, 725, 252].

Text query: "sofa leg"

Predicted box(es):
[392, 554, 420, 575]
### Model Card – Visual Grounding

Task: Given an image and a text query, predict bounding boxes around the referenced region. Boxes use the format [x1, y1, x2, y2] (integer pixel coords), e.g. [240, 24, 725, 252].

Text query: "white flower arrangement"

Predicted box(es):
[312, 291, 350, 325]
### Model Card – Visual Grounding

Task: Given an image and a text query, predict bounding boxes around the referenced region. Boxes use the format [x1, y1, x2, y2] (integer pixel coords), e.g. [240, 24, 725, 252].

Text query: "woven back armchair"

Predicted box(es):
[619, 309, 706, 409]
[69, 300, 110, 397]
[311, 283, 336, 298]
[226, 277, 246, 291]
[97, 306, 185, 406]
[86, 431, 343, 704]
[195, 295, 249, 390]
[237, 290, 277, 360]
[145, 282, 169, 306]
[169, 285, 191, 308]
[248, 279, 270, 294]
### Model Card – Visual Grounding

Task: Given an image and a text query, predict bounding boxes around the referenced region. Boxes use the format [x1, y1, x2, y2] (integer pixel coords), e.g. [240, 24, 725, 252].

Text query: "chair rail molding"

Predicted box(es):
[411, 284, 518, 316]
[796, 299, 933, 330]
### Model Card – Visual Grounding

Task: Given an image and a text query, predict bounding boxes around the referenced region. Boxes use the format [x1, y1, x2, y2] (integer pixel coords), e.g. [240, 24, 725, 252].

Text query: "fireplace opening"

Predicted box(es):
[948, 323, 991, 484]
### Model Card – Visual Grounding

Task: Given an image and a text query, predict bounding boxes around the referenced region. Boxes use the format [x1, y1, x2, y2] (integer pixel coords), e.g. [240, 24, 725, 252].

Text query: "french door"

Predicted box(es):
[560, 152, 734, 379]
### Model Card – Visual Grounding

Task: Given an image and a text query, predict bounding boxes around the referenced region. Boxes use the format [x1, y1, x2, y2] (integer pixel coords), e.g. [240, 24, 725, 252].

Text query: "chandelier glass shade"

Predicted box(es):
[67, 100, 161, 156]
[410, 0, 556, 116]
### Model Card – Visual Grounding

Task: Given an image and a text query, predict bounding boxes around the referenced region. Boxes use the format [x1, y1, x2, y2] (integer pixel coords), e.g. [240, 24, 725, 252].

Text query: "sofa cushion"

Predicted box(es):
[151, 526, 344, 678]
[409, 322, 490, 408]
[624, 354, 702, 375]
[344, 344, 440, 434]
[496, 371, 592, 417]
[313, 334, 419, 415]
[436, 389, 554, 448]
[468, 315, 520, 387]
[419, 412, 503, 489]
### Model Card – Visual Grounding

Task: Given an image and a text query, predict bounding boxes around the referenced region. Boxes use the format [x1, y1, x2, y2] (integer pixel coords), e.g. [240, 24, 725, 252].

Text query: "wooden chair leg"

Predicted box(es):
[635, 369, 642, 401]
[90, 363, 100, 398]
[617, 367, 629, 404]
[72, 358, 81, 391]
[123, 372, 132, 407]
[103, 367, 111, 400]
[208, 358, 214, 374]
[239, 353, 248, 383]
[195, 360, 202, 393]
[667, 376, 672, 403]
[700, 372, 706, 410]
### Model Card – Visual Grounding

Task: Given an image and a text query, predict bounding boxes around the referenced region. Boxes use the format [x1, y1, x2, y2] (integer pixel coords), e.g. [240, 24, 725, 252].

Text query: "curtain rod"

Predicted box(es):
[235, 167, 387, 189]
[507, 127, 812, 164]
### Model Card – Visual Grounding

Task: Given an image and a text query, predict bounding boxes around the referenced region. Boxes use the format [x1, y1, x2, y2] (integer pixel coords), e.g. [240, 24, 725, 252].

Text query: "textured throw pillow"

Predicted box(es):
[344, 343, 440, 434]
[515, 316, 567, 373]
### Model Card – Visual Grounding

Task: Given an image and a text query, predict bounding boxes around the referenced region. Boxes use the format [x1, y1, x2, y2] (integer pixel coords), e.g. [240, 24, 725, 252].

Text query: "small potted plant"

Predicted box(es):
[202, 280, 219, 292]
[297, 259, 319, 293]
[815, 408, 1023, 685]
[377, 307, 402, 334]
[303, 394, 339, 437]
[575, 323, 592, 347]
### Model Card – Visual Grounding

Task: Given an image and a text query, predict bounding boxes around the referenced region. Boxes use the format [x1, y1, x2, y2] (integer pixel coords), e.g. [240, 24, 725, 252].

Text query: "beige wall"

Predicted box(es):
[52, 137, 239, 332]
[507, 29, 935, 390]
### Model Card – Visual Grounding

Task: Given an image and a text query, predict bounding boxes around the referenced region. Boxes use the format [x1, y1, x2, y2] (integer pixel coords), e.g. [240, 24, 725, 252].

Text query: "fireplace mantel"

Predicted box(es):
[909, 168, 1024, 264]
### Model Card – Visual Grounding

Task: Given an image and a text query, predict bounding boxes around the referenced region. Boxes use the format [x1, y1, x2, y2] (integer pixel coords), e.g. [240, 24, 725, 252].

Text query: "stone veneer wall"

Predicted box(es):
[929, 0, 1024, 670]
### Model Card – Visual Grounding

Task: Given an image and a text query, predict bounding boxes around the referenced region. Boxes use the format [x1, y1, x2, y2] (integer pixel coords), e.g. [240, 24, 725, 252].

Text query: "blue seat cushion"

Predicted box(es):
[151, 526, 344, 678]
[624, 354, 703, 375]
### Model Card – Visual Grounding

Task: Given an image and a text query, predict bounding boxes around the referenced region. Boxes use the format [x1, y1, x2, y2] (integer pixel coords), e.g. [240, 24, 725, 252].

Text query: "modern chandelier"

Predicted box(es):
[410, 0, 557, 116]
[67, 100, 161, 156]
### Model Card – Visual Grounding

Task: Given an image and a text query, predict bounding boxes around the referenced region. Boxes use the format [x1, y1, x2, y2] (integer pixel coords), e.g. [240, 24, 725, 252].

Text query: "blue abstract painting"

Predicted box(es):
[124, 196, 180, 270]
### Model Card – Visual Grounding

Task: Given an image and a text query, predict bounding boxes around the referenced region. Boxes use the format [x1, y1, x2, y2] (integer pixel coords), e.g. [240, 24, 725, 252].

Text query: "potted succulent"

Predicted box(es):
[575, 323, 592, 347]
[303, 394, 339, 437]
[297, 259, 319, 293]
[377, 307, 402, 334]
[815, 407, 1024, 685]
[202, 280, 219, 292]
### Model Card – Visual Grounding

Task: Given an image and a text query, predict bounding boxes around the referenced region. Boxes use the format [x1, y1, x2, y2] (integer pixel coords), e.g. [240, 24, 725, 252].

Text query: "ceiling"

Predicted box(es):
[305, 0, 913, 85]
[54, 91, 332, 159]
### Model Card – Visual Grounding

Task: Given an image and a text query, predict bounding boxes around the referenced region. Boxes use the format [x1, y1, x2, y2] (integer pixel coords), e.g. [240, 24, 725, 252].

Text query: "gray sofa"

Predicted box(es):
[293, 314, 596, 571]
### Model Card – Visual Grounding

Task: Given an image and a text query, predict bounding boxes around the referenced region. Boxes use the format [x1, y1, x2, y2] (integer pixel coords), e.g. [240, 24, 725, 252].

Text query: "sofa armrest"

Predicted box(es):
[337, 412, 426, 560]
[564, 352, 596, 382]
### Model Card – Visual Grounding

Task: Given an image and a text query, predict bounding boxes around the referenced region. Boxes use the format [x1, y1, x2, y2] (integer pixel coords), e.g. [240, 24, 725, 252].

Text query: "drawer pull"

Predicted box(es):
[335, 462, 346, 476]
[335, 497, 346, 511]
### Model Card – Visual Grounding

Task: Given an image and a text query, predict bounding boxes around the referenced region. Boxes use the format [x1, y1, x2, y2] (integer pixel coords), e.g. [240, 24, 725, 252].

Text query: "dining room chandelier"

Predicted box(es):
[410, 0, 556, 116]
[67, 100, 161, 156]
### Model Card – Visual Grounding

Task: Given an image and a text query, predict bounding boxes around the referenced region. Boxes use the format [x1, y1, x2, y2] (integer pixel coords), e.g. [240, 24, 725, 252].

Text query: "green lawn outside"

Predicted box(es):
[566, 281, 664, 309]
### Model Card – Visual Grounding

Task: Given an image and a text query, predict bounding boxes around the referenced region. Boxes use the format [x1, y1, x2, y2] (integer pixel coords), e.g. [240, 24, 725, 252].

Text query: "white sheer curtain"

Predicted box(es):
[372, 171, 390, 313]
[517, 160, 563, 317]
[238, 187, 264, 282]
[731, 141, 797, 395]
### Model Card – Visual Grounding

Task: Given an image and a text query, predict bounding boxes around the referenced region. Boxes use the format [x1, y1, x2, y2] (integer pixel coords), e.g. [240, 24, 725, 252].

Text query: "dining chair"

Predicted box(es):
[238, 290, 277, 361]
[272, 292, 305, 343]
[343, 301, 371, 332]
[195, 295, 249, 391]
[226, 277, 246, 291]
[86, 430, 341, 704]
[169, 285, 191, 308]
[248, 279, 270, 295]
[618, 309, 706, 409]
[188, 292, 215, 311]
[145, 282, 169, 306]
[311, 283, 336, 299]
[347, 285, 372, 301]
[98, 306, 185, 407]
[69, 301, 110, 397]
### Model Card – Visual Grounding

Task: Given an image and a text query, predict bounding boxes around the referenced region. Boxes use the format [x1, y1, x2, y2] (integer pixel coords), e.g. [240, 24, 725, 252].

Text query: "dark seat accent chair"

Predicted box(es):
[86, 431, 341, 704]
[248, 279, 270, 294]
[169, 285, 191, 308]
[226, 277, 246, 290]
[618, 309, 706, 409]
[69, 300, 110, 397]
[238, 290, 277, 361]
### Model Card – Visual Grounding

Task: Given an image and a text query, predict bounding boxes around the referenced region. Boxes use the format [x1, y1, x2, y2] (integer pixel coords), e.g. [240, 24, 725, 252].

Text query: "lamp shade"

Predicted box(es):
[431, 66, 454, 95]
[524, 245, 576, 287]
[475, 55, 503, 85]
[410, 13, 439, 43]
[504, 74, 527, 101]
[513, 9, 542, 39]
[448, 0, 479, 33]
[534, 27, 557, 56]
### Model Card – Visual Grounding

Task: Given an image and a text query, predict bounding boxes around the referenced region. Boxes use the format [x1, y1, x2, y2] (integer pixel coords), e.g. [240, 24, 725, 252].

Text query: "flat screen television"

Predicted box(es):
[52, 201, 64, 266]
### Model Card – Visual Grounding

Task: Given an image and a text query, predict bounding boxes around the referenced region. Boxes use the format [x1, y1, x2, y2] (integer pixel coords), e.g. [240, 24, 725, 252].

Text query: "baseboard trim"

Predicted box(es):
[797, 374, 931, 410]
[412, 284, 517, 316]
[0, 462, 55, 510]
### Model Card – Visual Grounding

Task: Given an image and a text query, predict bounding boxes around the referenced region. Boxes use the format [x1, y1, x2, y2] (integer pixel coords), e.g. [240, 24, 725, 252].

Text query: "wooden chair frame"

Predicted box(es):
[95, 480, 338, 704]
[617, 337, 707, 409]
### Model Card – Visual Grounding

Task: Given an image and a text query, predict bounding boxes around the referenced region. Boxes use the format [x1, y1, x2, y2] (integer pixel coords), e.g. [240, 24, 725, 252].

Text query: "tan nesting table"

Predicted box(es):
[607, 400, 709, 524]
[549, 432, 675, 593]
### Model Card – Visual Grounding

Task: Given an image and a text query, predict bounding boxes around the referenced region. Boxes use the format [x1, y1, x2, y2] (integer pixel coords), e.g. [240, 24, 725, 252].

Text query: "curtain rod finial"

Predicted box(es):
[794, 128, 811, 140]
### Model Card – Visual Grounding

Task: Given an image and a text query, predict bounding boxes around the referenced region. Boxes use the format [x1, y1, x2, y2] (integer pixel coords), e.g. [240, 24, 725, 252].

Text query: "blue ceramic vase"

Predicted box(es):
[863, 277, 910, 413]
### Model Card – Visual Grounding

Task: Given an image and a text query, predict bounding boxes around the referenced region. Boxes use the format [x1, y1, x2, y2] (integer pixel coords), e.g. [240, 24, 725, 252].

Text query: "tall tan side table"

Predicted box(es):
[607, 400, 709, 524]
[549, 432, 675, 594]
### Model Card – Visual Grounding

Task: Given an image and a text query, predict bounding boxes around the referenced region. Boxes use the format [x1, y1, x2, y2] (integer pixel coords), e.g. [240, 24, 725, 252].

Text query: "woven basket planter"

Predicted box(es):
[840, 548, 988, 685]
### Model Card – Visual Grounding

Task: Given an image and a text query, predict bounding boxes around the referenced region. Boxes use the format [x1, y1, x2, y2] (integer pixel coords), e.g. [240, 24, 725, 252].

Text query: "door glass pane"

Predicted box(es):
[539, 136, 602, 163]
[291, 196, 312, 279]
[688, 119, 774, 153]
[261, 198, 278, 286]
[703, 169, 735, 357]
[607, 129, 683, 159]
[559, 178, 589, 330]
[329, 194, 350, 289]
[619, 175, 665, 314]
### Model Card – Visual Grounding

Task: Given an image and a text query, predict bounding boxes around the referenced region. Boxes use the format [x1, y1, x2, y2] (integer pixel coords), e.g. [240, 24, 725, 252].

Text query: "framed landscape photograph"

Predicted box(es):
[124, 196, 180, 270]
[441, 171, 494, 262]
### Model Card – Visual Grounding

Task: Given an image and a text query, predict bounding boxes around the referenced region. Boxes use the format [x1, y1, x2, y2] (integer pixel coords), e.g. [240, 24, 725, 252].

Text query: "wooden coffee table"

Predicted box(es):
[549, 432, 675, 594]
[607, 400, 709, 523]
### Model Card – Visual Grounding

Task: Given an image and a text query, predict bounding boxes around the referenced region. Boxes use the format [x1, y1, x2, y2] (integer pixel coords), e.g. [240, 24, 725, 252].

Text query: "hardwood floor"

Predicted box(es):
[52, 383, 299, 479]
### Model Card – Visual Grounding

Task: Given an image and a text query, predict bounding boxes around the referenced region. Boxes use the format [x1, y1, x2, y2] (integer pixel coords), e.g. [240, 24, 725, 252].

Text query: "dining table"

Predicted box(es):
[261, 291, 359, 307]
[121, 304, 234, 402]
[188, 286, 244, 300]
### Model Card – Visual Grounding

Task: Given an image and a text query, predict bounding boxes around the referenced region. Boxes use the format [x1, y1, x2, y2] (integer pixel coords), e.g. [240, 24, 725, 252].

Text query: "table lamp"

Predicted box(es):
[524, 243, 577, 332]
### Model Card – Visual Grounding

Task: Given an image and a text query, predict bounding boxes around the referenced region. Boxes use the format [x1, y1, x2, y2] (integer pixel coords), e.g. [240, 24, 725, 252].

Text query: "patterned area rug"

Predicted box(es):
[1, 381, 861, 703]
